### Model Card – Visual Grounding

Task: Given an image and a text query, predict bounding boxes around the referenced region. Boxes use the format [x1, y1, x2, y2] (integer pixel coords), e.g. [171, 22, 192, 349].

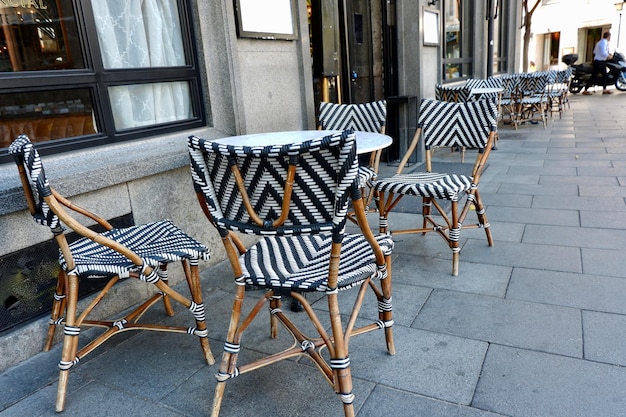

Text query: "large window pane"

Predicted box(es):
[0, 1, 84, 72]
[109, 81, 192, 130]
[442, 0, 473, 81]
[91, 0, 186, 69]
[0, 89, 97, 148]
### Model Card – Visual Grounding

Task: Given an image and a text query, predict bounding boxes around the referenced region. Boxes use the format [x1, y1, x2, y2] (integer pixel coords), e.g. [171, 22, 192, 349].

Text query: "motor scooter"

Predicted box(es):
[562, 52, 626, 93]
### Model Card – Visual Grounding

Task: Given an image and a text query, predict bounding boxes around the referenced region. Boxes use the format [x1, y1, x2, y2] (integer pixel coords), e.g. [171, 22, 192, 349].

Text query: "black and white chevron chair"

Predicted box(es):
[188, 130, 395, 417]
[434, 84, 472, 103]
[547, 68, 573, 118]
[318, 100, 387, 216]
[374, 99, 497, 276]
[9, 135, 214, 412]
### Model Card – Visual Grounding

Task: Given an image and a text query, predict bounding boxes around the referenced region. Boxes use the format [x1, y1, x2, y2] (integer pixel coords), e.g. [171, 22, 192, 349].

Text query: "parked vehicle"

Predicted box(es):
[562, 53, 626, 93]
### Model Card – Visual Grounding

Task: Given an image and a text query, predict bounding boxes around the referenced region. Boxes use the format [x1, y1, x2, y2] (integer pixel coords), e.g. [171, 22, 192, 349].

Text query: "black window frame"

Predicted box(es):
[0, 0, 205, 165]
[493, 0, 509, 74]
[442, 0, 475, 83]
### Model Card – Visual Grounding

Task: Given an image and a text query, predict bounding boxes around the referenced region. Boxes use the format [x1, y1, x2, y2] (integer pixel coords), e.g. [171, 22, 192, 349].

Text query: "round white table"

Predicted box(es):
[213, 130, 392, 155]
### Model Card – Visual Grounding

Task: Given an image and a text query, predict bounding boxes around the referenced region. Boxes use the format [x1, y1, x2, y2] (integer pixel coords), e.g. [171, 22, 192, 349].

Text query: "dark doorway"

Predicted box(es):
[309, 0, 387, 106]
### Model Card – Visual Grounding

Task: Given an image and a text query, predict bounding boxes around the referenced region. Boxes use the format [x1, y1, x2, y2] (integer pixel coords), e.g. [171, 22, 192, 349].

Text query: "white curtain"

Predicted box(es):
[91, 0, 192, 129]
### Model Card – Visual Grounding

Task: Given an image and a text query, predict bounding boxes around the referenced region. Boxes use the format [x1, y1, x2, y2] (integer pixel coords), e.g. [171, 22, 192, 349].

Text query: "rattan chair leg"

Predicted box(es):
[44, 270, 66, 352]
[422, 198, 431, 233]
[211, 381, 227, 417]
[327, 289, 356, 417]
[472, 191, 493, 246]
[269, 296, 281, 339]
[380, 253, 395, 355]
[158, 265, 175, 317]
[181, 259, 215, 365]
[55, 273, 79, 412]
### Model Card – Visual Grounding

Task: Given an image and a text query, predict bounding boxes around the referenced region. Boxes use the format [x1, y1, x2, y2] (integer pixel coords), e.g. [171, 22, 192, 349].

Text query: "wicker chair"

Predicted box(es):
[9, 135, 215, 412]
[318, 100, 387, 216]
[188, 130, 395, 417]
[547, 68, 573, 119]
[434, 84, 472, 103]
[374, 99, 497, 276]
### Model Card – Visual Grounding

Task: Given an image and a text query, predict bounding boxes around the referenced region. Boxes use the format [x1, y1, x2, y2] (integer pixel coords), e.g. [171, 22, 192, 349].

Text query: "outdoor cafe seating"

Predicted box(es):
[373, 98, 498, 276]
[8, 135, 215, 412]
[187, 130, 395, 417]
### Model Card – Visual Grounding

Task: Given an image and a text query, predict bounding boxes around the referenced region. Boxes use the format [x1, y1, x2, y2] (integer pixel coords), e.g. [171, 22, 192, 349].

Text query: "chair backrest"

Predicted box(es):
[419, 98, 498, 151]
[9, 134, 158, 278]
[518, 72, 550, 96]
[464, 76, 503, 91]
[499, 74, 522, 98]
[434, 84, 472, 102]
[554, 67, 573, 84]
[9, 134, 61, 231]
[318, 100, 386, 133]
[188, 130, 360, 238]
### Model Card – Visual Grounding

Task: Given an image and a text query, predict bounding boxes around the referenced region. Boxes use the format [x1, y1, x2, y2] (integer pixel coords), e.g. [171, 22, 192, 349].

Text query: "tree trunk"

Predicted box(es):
[523, 19, 532, 72]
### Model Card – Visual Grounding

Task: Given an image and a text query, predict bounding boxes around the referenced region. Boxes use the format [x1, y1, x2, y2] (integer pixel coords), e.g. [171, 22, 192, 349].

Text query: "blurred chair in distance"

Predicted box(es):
[9, 135, 214, 412]
[188, 130, 394, 417]
[374, 99, 497, 276]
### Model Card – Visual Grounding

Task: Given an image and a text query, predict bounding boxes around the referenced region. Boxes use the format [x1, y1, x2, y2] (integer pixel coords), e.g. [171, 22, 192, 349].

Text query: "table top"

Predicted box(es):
[470, 87, 504, 95]
[213, 130, 392, 155]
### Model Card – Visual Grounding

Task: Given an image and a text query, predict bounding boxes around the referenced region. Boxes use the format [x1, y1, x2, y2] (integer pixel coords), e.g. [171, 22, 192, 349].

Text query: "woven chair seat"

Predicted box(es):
[9, 134, 215, 413]
[375, 172, 473, 201]
[520, 96, 547, 104]
[358, 165, 377, 188]
[63, 220, 210, 279]
[242, 234, 393, 292]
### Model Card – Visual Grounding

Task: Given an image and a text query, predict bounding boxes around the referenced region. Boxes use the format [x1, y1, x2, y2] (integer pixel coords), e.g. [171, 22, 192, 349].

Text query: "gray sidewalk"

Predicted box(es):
[2, 89, 626, 417]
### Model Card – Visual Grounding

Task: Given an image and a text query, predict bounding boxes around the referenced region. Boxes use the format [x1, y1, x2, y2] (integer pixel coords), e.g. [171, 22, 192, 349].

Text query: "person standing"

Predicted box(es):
[583, 32, 613, 95]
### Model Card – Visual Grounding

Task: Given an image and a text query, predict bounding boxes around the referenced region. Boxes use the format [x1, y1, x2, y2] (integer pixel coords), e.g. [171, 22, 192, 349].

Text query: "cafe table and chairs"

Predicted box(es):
[187, 129, 395, 417]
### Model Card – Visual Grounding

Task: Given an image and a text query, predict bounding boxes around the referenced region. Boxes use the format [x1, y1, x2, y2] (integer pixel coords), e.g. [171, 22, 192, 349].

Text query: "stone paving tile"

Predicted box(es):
[540, 158, 613, 167]
[75, 329, 209, 402]
[539, 174, 619, 185]
[507, 268, 626, 315]
[506, 165, 577, 176]
[391, 251, 512, 298]
[485, 205, 580, 226]
[461, 239, 581, 273]
[580, 209, 626, 229]
[581, 247, 626, 278]
[412, 289, 582, 357]
[347, 327, 488, 405]
[532, 194, 626, 211]
[0, 380, 179, 417]
[522, 223, 626, 249]
[582, 311, 626, 367]
[163, 353, 375, 417]
[494, 182, 579, 196]
[578, 184, 626, 197]
[358, 385, 507, 417]
[473, 344, 626, 417]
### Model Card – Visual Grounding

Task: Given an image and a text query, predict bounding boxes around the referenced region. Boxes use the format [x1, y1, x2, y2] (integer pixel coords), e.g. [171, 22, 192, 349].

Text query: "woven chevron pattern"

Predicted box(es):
[555, 67, 573, 83]
[8, 134, 60, 229]
[518, 72, 550, 96]
[435, 84, 472, 102]
[465, 76, 503, 90]
[242, 233, 393, 292]
[189, 130, 394, 293]
[374, 172, 473, 201]
[188, 130, 359, 236]
[61, 220, 210, 279]
[318, 100, 386, 132]
[417, 99, 498, 150]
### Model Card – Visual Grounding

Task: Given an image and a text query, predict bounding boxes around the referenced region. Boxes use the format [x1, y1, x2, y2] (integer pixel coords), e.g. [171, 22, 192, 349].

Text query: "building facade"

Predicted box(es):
[0, 0, 522, 371]
[528, 0, 624, 71]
